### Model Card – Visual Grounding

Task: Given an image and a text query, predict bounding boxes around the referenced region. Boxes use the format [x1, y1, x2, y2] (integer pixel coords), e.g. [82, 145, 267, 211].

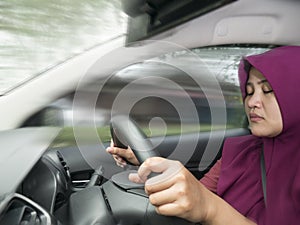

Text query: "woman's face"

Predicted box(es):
[244, 67, 283, 137]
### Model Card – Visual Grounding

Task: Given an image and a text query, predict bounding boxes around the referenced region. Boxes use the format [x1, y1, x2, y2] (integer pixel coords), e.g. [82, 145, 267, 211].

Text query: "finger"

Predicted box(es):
[107, 146, 128, 157]
[137, 157, 169, 181]
[106, 146, 114, 154]
[113, 155, 127, 166]
[128, 172, 146, 183]
[117, 161, 125, 168]
[130, 157, 183, 186]
[115, 147, 130, 158]
[155, 203, 181, 217]
[116, 161, 123, 167]
[148, 186, 177, 206]
[145, 160, 184, 193]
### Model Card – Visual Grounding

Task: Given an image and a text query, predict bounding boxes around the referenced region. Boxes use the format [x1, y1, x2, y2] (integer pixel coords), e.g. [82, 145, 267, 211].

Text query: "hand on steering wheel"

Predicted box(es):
[129, 157, 212, 223]
[106, 140, 140, 167]
[109, 115, 208, 223]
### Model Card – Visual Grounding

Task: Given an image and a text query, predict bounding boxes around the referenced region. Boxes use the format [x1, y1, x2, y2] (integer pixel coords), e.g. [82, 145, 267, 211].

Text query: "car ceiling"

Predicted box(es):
[86, 0, 300, 80]
[139, 0, 300, 47]
[0, 0, 299, 130]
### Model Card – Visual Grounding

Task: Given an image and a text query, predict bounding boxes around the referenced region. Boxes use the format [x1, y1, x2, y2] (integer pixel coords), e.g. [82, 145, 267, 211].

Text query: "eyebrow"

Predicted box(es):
[246, 79, 268, 85]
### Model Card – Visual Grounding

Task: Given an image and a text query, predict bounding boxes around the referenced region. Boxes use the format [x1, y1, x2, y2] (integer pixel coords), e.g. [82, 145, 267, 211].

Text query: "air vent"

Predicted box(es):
[56, 151, 71, 180]
[54, 193, 66, 211]
[0, 194, 51, 225]
[20, 206, 40, 225]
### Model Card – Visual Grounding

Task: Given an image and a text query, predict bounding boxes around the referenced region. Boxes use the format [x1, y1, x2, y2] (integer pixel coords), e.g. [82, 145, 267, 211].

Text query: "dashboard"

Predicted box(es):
[20, 151, 72, 214]
[0, 127, 70, 225]
[0, 149, 74, 225]
[0, 126, 195, 225]
[0, 127, 116, 225]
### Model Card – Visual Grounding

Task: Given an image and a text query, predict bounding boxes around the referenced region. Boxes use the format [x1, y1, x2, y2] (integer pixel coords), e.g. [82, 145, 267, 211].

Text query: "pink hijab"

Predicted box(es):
[217, 46, 300, 224]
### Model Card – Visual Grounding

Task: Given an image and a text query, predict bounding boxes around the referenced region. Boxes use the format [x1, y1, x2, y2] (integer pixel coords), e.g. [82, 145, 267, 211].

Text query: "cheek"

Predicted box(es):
[268, 100, 281, 119]
[244, 100, 249, 114]
[244, 106, 251, 123]
[267, 101, 283, 134]
[274, 110, 283, 133]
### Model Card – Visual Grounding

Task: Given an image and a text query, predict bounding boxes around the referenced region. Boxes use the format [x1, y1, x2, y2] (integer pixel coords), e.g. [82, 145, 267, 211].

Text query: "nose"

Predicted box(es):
[247, 92, 262, 109]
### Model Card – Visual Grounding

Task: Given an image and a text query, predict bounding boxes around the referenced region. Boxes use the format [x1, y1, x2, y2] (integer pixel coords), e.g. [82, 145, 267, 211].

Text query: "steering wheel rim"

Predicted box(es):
[110, 114, 160, 163]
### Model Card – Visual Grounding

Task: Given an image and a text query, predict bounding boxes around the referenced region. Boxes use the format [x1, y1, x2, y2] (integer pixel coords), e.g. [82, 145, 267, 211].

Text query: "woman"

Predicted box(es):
[106, 46, 300, 224]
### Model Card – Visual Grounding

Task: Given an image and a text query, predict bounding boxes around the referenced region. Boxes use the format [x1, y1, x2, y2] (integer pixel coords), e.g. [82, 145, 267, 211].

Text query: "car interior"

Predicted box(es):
[0, 0, 299, 224]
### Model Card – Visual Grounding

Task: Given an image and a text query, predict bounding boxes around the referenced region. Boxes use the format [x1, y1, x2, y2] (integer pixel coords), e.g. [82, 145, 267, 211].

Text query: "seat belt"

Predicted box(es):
[260, 148, 267, 206]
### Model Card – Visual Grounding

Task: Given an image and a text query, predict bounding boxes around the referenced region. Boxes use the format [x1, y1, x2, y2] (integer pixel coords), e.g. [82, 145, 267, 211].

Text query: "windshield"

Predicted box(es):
[0, 0, 127, 95]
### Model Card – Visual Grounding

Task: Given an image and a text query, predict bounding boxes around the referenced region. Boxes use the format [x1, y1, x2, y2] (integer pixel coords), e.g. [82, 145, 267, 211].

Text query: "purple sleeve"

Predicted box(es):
[200, 159, 221, 193]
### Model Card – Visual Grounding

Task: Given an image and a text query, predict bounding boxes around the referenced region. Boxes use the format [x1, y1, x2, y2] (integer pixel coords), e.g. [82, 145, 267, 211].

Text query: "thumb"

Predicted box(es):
[106, 146, 114, 153]
[128, 172, 146, 183]
[145, 159, 183, 186]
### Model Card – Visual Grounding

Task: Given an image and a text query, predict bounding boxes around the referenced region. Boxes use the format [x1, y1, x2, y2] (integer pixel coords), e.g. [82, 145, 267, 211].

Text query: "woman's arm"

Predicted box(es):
[200, 159, 221, 193]
[129, 157, 256, 225]
[202, 192, 256, 225]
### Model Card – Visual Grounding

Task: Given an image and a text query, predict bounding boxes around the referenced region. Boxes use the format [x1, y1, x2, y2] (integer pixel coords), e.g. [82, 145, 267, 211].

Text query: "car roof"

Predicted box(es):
[124, 0, 300, 47]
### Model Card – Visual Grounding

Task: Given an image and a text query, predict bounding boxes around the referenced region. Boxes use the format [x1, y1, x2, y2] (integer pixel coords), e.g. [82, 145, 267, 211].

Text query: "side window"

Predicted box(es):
[51, 46, 270, 147]
[96, 46, 269, 138]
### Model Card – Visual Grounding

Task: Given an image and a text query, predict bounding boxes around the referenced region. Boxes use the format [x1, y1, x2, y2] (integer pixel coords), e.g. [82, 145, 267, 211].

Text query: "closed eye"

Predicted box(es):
[262, 83, 273, 94]
[263, 89, 273, 94]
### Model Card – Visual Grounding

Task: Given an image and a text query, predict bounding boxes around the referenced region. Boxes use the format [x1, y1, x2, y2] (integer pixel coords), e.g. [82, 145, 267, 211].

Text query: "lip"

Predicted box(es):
[249, 113, 264, 122]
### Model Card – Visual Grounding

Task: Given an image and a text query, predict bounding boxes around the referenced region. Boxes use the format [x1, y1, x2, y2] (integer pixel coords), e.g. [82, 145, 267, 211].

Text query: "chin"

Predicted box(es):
[250, 127, 268, 137]
[251, 128, 280, 138]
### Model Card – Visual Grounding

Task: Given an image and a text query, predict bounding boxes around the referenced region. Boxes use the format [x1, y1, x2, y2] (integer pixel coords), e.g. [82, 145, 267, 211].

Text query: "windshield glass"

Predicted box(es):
[0, 0, 127, 95]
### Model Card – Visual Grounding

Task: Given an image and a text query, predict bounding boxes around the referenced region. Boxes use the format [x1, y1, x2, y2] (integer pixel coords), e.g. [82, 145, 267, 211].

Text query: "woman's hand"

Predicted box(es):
[129, 157, 257, 225]
[128, 157, 212, 223]
[106, 140, 140, 167]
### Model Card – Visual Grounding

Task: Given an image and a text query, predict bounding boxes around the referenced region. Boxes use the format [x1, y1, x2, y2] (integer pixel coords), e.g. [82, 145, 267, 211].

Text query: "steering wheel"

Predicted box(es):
[68, 115, 195, 225]
[110, 114, 159, 164]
